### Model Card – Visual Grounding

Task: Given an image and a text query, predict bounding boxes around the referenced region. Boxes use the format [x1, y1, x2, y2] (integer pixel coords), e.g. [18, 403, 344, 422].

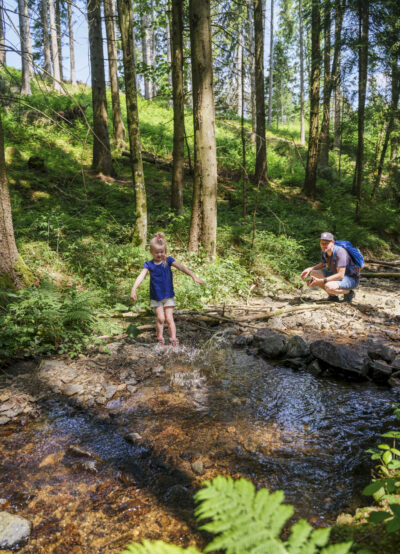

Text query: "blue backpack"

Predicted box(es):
[322, 240, 365, 271]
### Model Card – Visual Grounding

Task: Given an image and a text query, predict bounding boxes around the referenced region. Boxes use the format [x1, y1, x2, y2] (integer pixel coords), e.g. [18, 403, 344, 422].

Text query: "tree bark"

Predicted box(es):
[67, 1, 76, 85]
[352, 0, 369, 222]
[87, 0, 114, 175]
[236, 27, 243, 117]
[372, 56, 399, 199]
[141, 10, 152, 99]
[18, 0, 32, 94]
[299, 0, 305, 145]
[0, 0, 6, 66]
[104, 0, 126, 147]
[150, 0, 157, 98]
[188, 0, 218, 259]
[318, 1, 331, 168]
[56, 0, 63, 82]
[117, 0, 147, 248]
[247, 0, 256, 142]
[267, 0, 273, 128]
[0, 112, 32, 288]
[48, 0, 62, 91]
[254, 0, 267, 186]
[170, 0, 185, 214]
[303, 0, 320, 198]
[42, 0, 52, 76]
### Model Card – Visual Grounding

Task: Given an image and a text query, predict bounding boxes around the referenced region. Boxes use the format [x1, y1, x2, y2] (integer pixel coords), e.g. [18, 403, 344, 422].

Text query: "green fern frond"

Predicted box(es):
[194, 477, 352, 554]
[120, 539, 201, 554]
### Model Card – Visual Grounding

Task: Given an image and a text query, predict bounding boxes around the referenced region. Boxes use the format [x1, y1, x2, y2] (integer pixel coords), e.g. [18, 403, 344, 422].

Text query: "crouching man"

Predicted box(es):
[300, 232, 359, 303]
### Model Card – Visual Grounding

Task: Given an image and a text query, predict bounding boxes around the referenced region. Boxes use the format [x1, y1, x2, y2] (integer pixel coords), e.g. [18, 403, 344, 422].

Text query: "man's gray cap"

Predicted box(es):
[320, 232, 334, 241]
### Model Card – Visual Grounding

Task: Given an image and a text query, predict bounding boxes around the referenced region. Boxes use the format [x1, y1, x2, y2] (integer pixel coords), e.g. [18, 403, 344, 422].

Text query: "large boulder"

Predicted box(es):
[310, 340, 368, 379]
[0, 512, 32, 549]
[285, 335, 310, 358]
[368, 360, 393, 384]
[368, 344, 397, 364]
[254, 329, 288, 359]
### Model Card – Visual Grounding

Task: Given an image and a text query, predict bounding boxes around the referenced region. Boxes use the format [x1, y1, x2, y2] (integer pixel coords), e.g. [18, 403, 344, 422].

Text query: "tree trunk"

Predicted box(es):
[18, 0, 32, 94]
[87, 0, 114, 175]
[236, 28, 243, 117]
[372, 56, 399, 199]
[150, 0, 157, 98]
[241, 40, 247, 218]
[247, 0, 256, 142]
[141, 11, 151, 99]
[166, 11, 172, 91]
[48, 0, 62, 91]
[267, 0, 273, 128]
[117, 0, 147, 248]
[254, 0, 267, 186]
[303, 0, 320, 198]
[56, 0, 63, 82]
[0, 112, 32, 289]
[104, 0, 126, 147]
[299, 0, 305, 145]
[42, 0, 52, 76]
[352, 0, 369, 222]
[0, 0, 6, 66]
[67, 1, 76, 85]
[188, 0, 218, 259]
[318, 1, 331, 168]
[170, 0, 185, 215]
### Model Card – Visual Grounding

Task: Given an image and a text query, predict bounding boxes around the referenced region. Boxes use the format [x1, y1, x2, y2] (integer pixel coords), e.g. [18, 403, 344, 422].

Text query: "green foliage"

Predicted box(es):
[121, 542, 200, 554]
[121, 477, 352, 554]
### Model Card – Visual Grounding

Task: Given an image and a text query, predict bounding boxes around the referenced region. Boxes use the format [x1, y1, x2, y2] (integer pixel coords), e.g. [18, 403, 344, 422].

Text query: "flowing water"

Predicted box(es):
[1, 342, 399, 552]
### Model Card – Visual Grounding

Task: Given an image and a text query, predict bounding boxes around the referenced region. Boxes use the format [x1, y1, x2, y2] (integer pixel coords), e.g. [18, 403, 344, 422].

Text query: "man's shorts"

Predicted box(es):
[150, 297, 176, 308]
[323, 269, 358, 290]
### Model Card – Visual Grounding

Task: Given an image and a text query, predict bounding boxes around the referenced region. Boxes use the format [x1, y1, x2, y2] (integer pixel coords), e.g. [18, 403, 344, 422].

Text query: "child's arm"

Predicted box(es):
[171, 261, 205, 285]
[130, 268, 149, 300]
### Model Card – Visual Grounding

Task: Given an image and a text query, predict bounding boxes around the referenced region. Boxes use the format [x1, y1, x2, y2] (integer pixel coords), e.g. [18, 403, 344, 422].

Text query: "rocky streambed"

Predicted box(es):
[1, 279, 400, 552]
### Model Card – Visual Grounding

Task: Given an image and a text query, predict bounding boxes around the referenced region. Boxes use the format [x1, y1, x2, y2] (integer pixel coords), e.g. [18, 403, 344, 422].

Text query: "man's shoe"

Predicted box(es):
[327, 295, 340, 302]
[343, 290, 355, 303]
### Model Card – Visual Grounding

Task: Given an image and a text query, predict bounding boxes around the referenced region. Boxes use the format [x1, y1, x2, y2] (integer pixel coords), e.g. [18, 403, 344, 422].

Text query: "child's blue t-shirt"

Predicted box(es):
[143, 256, 175, 301]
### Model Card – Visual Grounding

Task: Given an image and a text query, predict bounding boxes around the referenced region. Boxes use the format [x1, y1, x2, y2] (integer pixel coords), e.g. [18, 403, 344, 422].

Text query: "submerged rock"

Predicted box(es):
[310, 340, 368, 379]
[0, 511, 32, 549]
[285, 335, 310, 358]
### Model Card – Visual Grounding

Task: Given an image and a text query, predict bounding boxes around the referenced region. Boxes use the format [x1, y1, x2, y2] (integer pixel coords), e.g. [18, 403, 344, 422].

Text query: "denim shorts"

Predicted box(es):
[323, 270, 358, 290]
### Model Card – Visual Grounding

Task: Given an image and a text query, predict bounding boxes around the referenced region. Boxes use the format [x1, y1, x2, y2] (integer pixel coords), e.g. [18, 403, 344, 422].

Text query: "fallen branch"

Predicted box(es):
[236, 304, 327, 322]
[365, 258, 400, 267]
[361, 272, 400, 278]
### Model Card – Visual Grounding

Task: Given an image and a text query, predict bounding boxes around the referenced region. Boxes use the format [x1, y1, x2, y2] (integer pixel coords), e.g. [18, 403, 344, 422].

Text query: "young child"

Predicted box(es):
[130, 232, 204, 347]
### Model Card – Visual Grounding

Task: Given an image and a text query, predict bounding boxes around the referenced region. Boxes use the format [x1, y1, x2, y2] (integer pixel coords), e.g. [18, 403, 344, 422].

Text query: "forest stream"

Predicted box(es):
[1, 278, 400, 553]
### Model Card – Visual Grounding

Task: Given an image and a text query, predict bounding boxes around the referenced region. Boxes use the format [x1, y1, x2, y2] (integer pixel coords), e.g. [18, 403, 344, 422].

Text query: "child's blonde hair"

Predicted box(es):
[149, 232, 168, 264]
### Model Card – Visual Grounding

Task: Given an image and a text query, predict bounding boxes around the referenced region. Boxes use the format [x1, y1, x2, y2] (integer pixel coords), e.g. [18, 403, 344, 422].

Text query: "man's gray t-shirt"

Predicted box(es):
[322, 246, 359, 280]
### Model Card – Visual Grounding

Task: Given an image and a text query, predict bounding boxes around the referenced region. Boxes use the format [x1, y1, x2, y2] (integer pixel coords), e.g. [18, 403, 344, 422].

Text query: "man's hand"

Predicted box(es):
[301, 267, 313, 280]
[193, 276, 205, 285]
[309, 277, 324, 288]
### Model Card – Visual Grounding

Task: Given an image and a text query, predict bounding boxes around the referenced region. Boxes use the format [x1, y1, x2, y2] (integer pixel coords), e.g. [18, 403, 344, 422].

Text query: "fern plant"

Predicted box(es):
[121, 476, 352, 554]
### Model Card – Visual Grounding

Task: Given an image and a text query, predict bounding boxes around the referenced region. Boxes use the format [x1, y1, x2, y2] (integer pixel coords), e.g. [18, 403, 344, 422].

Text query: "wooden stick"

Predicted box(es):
[235, 304, 327, 322]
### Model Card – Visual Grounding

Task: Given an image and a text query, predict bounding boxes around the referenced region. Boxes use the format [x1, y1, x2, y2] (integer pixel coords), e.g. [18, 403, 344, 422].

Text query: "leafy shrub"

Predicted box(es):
[121, 476, 352, 554]
[0, 282, 102, 358]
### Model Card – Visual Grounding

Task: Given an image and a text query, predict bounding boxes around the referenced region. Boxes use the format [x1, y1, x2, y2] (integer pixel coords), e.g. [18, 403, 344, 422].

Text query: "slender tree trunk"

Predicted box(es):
[247, 0, 256, 142]
[236, 28, 243, 117]
[352, 0, 369, 222]
[150, 0, 157, 98]
[188, 0, 218, 258]
[170, 0, 185, 214]
[0, 0, 6, 66]
[18, 0, 32, 94]
[117, 0, 147, 248]
[333, 81, 341, 150]
[42, 0, 52, 76]
[299, 0, 305, 145]
[267, 0, 274, 128]
[48, 0, 62, 91]
[241, 42, 247, 218]
[56, 0, 63, 81]
[87, 0, 114, 175]
[318, 1, 331, 168]
[166, 11, 172, 91]
[303, 0, 320, 198]
[254, 0, 267, 185]
[0, 112, 32, 288]
[333, 2, 344, 152]
[67, 1, 76, 85]
[104, 0, 126, 146]
[372, 56, 399, 199]
[141, 11, 151, 99]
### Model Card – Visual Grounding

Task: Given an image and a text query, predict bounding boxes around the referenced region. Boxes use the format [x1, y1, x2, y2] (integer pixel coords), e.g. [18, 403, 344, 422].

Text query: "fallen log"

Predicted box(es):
[361, 272, 400, 278]
[236, 304, 328, 322]
[365, 259, 400, 267]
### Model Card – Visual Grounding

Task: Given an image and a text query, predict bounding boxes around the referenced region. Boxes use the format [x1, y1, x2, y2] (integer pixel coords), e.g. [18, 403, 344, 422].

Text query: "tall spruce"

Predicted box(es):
[254, 0, 267, 185]
[48, 0, 62, 90]
[87, 0, 114, 175]
[18, 0, 32, 94]
[188, 0, 218, 258]
[303, 0, 321, 198]
[352, 0, 369, 221]
[117, 0, 147, 247]
[299, 0, 305, 145]
[67, 1, 76, 85]
[267, 0, 274, 128]
[55, 0, 64, 81]
[104, 0, 126, 147]
[42, 0, 52, 76]
[0, 0, 6, 66]
[169, 0, 185, 214]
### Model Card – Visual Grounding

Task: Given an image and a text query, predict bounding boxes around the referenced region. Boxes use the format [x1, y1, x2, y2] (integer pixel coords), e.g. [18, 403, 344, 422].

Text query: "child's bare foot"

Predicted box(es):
[169, 338, 179, 348]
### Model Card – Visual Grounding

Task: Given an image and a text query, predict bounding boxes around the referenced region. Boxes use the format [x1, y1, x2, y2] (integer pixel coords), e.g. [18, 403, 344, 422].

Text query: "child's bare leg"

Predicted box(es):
[164, 307, 176, 340]
[155, 306, 165, 339]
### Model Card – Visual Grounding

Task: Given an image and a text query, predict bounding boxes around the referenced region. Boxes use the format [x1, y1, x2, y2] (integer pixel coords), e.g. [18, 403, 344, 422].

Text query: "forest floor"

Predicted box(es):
[1, 277, 400, 553]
